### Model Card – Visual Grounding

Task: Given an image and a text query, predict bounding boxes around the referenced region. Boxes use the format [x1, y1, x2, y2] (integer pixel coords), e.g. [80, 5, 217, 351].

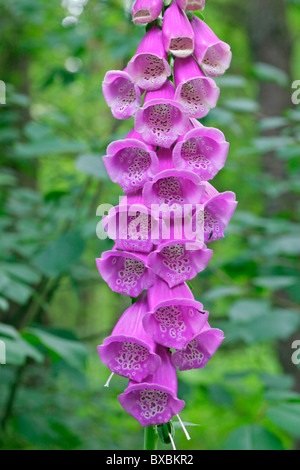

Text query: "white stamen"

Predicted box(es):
[177, 414, 191, 441]
[104, 372, 115, 388]
[169, 433, 176, 451]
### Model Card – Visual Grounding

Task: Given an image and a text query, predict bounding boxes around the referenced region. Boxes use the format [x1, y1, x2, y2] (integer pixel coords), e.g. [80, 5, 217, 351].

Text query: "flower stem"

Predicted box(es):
[144, 426, 158, 450]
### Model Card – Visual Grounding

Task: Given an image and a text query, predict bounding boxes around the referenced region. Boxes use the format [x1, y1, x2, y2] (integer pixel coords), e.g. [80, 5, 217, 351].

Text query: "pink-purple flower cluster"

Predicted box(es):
[97, 0, 237, 430]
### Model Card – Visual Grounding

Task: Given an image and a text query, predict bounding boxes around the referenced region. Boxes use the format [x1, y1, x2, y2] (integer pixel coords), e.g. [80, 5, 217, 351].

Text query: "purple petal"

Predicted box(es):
[103, 191, 162, 253]
[148, 242, 213, 288]
[191, 16, 232, 77]
[172, 324, 224, 371]
[162, 1, 195, 58]
[132, 0, 163, 24]
[98, 295, 161, 382]
[103, 132, 159, 193]
[143, 166, 205, 216]
[96, 247, 155, 297]
[127, 26, 171, 91]
[172, 125, 229, 180]
[118, 346, 185, 427]
[135, 81, 190, 148]
[202, 191, 238, 243]
[144, 279, 209, 349]
[174, 57, 220, 118]
[102, 70, 141, 119]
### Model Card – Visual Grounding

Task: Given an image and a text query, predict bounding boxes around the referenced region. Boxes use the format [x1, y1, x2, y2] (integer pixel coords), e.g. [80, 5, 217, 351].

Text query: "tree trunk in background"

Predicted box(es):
[243, 0, 300, 423]
[0, 8, 36, 189]
[244, 0, 292, 213]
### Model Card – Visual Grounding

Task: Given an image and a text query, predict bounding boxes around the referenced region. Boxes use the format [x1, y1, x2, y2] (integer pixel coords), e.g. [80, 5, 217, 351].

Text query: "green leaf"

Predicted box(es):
[157, 422, 174, 445]
[229, 299, 271, 323]
[203, 286, 243, 301]
[214, 75, 247, 89]
[224, 425, 284, 450]
[264, 390, 300, 402]
[277, 146, 300, 160]
[75, 154, 108, 180]
[13, 138, 87, 159]
[261, 235, 300, 256]
[1, 278, 34, 305]
[220, 308, 300, 344]
[260, 373, 295, 391]
[258, 117, 289, 132]
[253, 276, 298, 290]
[252, 62, 289, 87]
[0, 323, 19, 339]
[0, 297, 9, 312]
[33, 232, 85, 277]
[23, 328, 87, 369]
[0, 335, 44, 365]
[267, 403, 300, 438]
[2, 263, 41, 284]
[193, 11, 205, 21]
[207, 384, 234, 406]
[223, 98, 259, 113]
[252, 136, 294, 153]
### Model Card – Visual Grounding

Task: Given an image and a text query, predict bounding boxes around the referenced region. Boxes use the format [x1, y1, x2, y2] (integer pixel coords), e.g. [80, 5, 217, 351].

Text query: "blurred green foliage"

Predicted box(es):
[0, 0, 300, 450]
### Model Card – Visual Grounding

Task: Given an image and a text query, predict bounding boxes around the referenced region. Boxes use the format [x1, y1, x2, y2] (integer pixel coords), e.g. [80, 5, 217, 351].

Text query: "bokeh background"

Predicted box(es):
[0, 0, 300, 450]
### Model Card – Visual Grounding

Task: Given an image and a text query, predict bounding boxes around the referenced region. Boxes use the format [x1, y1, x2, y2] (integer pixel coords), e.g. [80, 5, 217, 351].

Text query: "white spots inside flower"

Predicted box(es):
[128, 213, 151, 241]
[146, 104, 179, 146]
[180, 79, 207, 116]
[137, 389, 168, 421]
[156, 177, 184, 206]
[115, 342, 150, 378]
[169, 37, 194, 58]
[116, 257, 145, 294]
[202, 44, 226, 77]
[204, 210, 219, 239]
[161, 245, 191, 278]
[155, 305, 187, 342]
[179, 339, 204, 368]
[112, 258, 117, 264]
[116, 147, 151, 190]
[135, 54, 167, 88]
[181, 137, 214, 178]
[113, 77, 137, 114]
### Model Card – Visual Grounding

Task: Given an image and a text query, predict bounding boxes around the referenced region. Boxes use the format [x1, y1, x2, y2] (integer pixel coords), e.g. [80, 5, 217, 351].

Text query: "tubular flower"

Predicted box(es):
[174, 56, 220, 118]
[102, 69, 141, 120]
[98, 0, 237, 434]
[127, 25, 171, 91]
[143, 148, 204, 216]
[103, 129, 159, 193]
[118, 346, 185, 427]
[172, 123, 229, 180]
[176, 0, 205, 11]
[132, 0, 163, 24]
[98, 295, 161, 382]
[102, 191, 162, 254]
[191, 16, 232, 77]
[148, 241, 213, 288]
[172, 322, 224, 371]
[96, 247, 155, 297]
[135, 80, 189, 148]
[196, 184, 237, 243]
[143, 279, 209, 350]
[162, 1, 195, 58]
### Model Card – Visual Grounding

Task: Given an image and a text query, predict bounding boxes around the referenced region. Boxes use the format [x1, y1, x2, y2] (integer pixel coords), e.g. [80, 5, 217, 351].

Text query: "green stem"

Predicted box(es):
[144, 426, 158, 450]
